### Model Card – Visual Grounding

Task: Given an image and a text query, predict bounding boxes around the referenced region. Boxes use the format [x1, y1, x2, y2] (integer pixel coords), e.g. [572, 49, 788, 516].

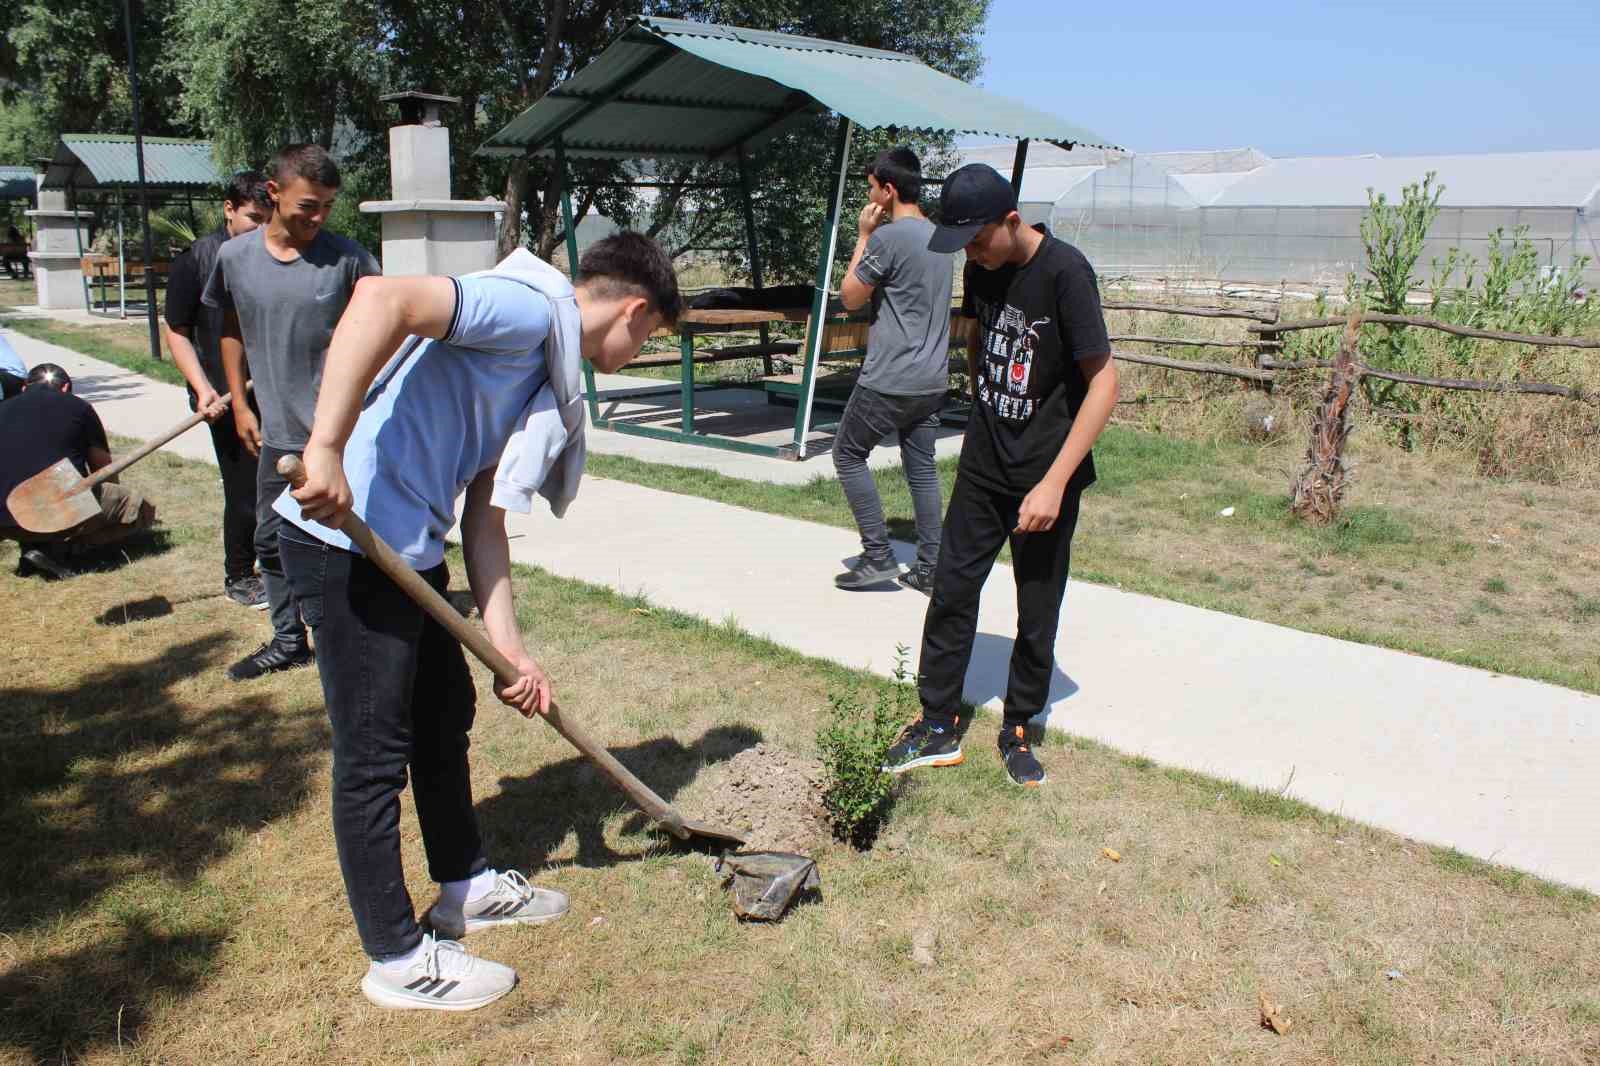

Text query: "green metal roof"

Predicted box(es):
[479, 17, 1117, 161]
[0, 165, 36, 202]
[42, 135, 223, 191]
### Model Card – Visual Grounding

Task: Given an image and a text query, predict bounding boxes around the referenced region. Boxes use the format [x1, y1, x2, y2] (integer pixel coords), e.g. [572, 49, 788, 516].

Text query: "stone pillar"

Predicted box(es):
[360, 91, 505, 277]
[26, 180, 92, 310]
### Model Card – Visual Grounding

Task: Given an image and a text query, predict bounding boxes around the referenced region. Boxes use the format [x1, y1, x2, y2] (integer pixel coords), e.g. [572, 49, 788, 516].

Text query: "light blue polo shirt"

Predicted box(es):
[0, 333, 26, 378]
[276, 275, 552, 569]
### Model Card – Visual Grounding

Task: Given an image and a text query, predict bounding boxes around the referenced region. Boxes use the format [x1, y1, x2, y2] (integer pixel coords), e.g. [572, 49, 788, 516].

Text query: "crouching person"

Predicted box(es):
[0, 364, 157, 578]
[276, 233, 680, 1011]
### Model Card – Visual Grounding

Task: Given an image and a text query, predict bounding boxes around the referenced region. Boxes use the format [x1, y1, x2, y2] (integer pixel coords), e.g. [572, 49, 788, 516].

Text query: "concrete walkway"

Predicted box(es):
[8, 324, 1599, 894]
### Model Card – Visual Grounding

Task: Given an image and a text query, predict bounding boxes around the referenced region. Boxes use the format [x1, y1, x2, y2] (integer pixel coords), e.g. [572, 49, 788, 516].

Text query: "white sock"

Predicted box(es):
[375, 938, 428, 974]
[440, 868, 500, 908]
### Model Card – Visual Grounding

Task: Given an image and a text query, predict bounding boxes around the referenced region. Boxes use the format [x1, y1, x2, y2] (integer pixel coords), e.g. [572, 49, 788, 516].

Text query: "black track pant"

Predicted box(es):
[917, 474, 1081, 729]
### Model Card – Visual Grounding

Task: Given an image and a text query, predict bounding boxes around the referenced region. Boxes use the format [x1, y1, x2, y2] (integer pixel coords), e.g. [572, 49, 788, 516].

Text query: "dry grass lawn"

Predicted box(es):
[3, 445, 1599, 1064]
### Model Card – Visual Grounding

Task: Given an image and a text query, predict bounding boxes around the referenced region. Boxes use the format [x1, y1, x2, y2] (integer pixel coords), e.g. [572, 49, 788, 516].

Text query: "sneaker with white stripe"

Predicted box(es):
[360, 934, 515, 1012]
[424, 869, 570, 940]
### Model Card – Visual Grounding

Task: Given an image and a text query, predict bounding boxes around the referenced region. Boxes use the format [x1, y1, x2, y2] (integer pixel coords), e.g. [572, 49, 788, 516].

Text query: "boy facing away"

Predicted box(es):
[832, 147, 955, 594]
[279, 232, 681, 1011]
[884, 163, 1119, 787]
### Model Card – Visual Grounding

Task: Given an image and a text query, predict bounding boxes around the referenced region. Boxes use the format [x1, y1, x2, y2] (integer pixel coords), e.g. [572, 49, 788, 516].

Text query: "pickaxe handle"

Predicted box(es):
[276, 454, 693, 840]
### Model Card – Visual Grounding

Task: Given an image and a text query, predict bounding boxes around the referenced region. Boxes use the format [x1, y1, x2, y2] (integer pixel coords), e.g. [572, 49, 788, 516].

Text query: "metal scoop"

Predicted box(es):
[6, 394, 233, 534]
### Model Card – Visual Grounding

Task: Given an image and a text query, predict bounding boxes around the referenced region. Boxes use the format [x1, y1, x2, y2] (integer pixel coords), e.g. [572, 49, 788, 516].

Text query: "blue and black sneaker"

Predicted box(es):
[882, 716, 963, 774]
[998, 724, 1046, 787]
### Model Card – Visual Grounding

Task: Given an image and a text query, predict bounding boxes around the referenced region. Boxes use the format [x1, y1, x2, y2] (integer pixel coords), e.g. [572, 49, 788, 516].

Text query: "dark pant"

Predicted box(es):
[205, 405, 259, 582]
[832, 385, 946, 568]
[256, 443, 308, 646]
[918, 474, 1082, 729]
[280, 530, 488, 959]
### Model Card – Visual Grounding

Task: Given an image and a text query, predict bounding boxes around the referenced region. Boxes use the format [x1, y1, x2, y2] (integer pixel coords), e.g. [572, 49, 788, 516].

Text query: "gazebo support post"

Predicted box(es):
[555, 139, 601, 426]
[116, 198, 127, 318]
[1010, 138, 1030, 194]
[790, 117, 854, 458]
[735, 144, 773, 376]
[121, 0, 162, 359]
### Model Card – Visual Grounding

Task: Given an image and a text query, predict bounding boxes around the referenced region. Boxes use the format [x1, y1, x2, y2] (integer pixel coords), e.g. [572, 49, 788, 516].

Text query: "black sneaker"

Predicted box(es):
[17, 547, 74, 581]
[227, 639, 314, 681]
[882, 717, 963, 773]
[897, 563, 936, 596]
[998, 725, 1046, 787]
[224, 575, 269, 610]
[834, 553, 902, 590]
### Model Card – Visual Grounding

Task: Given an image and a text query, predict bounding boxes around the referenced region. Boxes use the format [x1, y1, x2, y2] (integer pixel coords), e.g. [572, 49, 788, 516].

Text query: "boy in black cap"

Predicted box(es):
[883, 162, 1118, 787]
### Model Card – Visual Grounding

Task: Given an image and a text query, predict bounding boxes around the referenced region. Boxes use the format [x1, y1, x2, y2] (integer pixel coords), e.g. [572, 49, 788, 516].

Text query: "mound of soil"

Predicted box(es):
[693, 742, 829, 853]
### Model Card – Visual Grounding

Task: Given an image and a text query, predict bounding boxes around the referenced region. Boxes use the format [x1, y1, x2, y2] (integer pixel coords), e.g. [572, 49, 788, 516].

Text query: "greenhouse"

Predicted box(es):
[964, 145, 1600, 289]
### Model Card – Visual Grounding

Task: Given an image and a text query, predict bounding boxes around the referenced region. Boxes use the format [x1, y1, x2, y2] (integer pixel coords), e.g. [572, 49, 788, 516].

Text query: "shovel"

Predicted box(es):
[6, 392, 234, 534]
[277, 455, 747, 851]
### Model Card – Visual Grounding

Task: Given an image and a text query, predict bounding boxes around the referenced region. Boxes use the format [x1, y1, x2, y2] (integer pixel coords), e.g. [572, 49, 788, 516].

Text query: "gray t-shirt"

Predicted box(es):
[852, 216, 954, 396]
[202, 227, 379, 449]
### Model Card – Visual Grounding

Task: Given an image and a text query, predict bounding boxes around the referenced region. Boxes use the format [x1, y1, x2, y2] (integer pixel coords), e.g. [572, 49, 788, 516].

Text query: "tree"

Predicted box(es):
[164, 0, 389, 166]
[5, 0, 189, 141]
[157, 0, 990, 273]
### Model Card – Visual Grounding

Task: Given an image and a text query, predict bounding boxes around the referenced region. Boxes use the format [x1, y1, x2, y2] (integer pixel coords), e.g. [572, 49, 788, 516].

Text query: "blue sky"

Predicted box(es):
[976, 0, 1599, 157]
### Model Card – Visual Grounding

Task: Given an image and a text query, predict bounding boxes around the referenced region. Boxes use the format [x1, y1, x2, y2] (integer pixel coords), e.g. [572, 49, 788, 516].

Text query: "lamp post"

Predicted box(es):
[122, 0, 162, 361]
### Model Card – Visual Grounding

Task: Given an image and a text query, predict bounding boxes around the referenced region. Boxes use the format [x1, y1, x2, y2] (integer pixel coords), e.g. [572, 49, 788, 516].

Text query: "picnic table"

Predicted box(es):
[81, 255, 172, 314]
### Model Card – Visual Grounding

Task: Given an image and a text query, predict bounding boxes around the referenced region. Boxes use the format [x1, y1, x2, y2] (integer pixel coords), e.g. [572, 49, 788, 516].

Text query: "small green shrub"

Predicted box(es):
[816, 645, 916, 847]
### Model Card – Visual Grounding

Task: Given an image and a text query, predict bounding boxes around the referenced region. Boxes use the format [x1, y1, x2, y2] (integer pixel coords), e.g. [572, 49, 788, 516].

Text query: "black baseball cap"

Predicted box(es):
[928, 163, 1018, 253]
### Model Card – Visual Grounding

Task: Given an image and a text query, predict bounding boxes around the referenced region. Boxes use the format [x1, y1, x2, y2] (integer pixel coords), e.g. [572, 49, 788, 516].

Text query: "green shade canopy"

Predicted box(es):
[479, 17, 1118, 161]
[41, 135, 223, 191]
[0, 165, 36, 203]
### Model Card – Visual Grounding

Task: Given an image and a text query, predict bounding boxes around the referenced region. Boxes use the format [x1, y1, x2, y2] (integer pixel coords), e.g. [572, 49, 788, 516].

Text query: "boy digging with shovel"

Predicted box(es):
[278, 233, 680, 1012]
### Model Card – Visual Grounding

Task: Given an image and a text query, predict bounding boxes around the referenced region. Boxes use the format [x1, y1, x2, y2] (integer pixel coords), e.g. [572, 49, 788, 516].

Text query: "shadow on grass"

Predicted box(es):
[0, 632, 325, 1061]
[477, 723, 763, 870]
[962, 631, 1079, 724]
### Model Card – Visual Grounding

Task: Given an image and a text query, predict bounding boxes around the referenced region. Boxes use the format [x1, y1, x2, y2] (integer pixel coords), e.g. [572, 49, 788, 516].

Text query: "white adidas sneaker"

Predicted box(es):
[360, 934, 516, 1012]
[424, 869, 570, 940]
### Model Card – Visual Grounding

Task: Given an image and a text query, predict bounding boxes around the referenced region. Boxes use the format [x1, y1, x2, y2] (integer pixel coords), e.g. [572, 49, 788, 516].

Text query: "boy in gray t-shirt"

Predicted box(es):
[833, 147, 955, 593]
[203, 143, 379, 681]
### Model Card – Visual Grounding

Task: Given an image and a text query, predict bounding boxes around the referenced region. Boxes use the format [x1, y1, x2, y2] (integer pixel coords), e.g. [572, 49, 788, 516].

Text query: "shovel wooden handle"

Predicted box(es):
[276, 455, 691, 840]
[69, 391, 236, 498]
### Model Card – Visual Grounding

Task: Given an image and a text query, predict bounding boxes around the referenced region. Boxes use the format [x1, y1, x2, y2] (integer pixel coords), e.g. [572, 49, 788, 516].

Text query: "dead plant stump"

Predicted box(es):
[1290, 312, 1364, 524]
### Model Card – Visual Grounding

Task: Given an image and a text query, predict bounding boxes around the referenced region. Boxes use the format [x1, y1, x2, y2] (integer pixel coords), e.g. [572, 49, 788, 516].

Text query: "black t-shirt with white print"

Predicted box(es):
[959, 229, 1110, 496]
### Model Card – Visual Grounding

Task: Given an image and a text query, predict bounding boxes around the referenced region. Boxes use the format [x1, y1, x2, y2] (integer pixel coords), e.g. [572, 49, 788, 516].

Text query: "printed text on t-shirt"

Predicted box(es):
[976, 301, 1052, 421]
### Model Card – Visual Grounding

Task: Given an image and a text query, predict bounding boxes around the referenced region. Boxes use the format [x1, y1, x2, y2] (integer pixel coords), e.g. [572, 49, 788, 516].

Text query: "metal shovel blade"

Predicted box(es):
[5, 459, 98, 534]
[676, 818, 749, 849]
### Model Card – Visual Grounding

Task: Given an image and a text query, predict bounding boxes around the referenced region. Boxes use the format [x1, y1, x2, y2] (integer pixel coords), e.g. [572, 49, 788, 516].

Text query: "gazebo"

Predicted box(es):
[1, 165, 38, 280]
[481, 17, 1117, 459]
[37, 134, 222, 315]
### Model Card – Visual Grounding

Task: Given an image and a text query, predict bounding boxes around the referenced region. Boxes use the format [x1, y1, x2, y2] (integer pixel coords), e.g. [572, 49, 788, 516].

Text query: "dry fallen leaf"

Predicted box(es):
[1102, 847, 1122, 862]
[1259, 991, 1292, 1035]
[1030, 1034, 1074, 1057]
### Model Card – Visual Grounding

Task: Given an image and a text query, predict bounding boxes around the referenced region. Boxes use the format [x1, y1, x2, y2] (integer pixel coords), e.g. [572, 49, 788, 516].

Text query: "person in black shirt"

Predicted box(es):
[884, 163, 1119, 787]
[0, 364, 158, 578]
[163, 170, 273, 608]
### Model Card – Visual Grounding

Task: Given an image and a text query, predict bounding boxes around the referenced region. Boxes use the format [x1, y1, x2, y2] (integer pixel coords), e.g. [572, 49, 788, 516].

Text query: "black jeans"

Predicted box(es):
[831, 385, 946, 568]
[204, 405, 259, 582]
[917, 474, 1082, 729]
[256, 443, 308, 646]
[280, 530, 488, 959]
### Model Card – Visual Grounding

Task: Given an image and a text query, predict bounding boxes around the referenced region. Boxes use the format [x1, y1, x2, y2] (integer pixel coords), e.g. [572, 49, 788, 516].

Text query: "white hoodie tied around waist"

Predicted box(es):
[482, 248, 587, 518]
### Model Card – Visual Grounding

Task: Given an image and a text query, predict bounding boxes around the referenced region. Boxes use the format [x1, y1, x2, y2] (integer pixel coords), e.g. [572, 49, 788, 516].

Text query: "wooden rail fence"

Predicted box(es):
[1103, 302, 1594, 403]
